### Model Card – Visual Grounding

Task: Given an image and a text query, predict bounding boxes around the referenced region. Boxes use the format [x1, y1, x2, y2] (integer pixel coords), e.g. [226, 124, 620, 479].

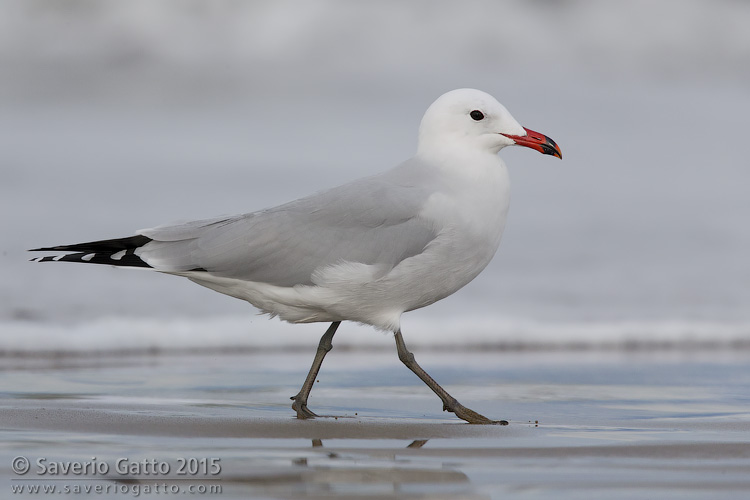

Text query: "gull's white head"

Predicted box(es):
[417, 88, 562, 159]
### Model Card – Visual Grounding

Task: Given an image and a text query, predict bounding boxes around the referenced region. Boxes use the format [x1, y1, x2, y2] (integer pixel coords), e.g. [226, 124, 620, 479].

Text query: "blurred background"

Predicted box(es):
[1, 0, 749, 351]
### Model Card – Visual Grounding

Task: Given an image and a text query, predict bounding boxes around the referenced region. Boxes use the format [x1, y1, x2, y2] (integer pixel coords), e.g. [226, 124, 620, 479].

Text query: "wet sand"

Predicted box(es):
[2, 349, 750, 499]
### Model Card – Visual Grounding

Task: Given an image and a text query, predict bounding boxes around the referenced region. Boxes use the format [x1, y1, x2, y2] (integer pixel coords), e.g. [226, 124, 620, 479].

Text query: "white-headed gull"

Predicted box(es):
[31, 88, 561, 424]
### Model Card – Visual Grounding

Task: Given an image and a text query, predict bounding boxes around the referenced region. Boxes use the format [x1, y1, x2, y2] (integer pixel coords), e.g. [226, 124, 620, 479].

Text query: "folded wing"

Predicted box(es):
[137, 175, 438, 287]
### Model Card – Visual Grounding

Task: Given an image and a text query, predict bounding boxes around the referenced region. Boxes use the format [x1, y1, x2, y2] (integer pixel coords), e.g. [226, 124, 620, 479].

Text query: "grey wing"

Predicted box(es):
[136, 176, 438, 286]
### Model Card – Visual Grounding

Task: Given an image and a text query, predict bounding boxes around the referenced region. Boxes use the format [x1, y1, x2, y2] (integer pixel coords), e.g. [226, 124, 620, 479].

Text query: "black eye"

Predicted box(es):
[470, 110, 485, 121]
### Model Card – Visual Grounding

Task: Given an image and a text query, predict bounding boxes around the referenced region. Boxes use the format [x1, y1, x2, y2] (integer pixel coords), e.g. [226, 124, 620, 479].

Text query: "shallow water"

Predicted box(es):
[3, 349, 750, 499]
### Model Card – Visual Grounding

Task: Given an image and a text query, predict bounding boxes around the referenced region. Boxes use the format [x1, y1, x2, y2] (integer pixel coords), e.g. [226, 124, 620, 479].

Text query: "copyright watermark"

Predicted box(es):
[10, 457, 222, 496]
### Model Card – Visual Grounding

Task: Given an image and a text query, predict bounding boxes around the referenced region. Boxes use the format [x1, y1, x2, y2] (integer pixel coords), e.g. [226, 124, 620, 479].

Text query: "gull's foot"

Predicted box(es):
[291, 396, 318, 419]
[445, 401, 508, 425]
[291, 397, 353, 420]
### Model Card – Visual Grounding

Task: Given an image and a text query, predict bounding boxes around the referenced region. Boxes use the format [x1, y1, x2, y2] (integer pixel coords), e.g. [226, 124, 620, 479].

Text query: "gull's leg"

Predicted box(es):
[394, 330, 508, 425]
[291, 321, 341, 419]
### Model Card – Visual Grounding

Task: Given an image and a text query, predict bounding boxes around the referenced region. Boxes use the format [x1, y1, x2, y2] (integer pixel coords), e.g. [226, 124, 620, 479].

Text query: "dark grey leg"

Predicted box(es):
[394, 329, 507, 425]
[291, 321, 341, 419]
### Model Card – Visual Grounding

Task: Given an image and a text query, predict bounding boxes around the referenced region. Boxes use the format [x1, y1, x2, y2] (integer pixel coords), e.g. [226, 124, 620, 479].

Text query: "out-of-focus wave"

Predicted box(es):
[2, 315, 748, 356]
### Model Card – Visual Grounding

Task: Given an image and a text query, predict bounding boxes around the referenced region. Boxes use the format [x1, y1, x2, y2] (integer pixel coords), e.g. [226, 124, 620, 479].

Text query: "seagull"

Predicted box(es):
[30, 88, 561, 424]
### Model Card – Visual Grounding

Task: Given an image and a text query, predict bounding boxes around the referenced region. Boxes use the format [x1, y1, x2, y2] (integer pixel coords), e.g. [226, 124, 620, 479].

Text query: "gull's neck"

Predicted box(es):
[416, 141, 505, 179]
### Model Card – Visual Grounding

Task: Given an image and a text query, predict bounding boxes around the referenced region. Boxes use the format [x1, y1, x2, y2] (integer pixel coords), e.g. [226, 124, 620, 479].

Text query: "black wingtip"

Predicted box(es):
[28, 235, 154, 269]
[30, 250, 154, 268]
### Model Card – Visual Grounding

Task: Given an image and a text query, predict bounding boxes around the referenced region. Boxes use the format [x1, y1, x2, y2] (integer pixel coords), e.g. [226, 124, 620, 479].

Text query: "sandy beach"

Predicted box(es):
[3, 348, 749, 499]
